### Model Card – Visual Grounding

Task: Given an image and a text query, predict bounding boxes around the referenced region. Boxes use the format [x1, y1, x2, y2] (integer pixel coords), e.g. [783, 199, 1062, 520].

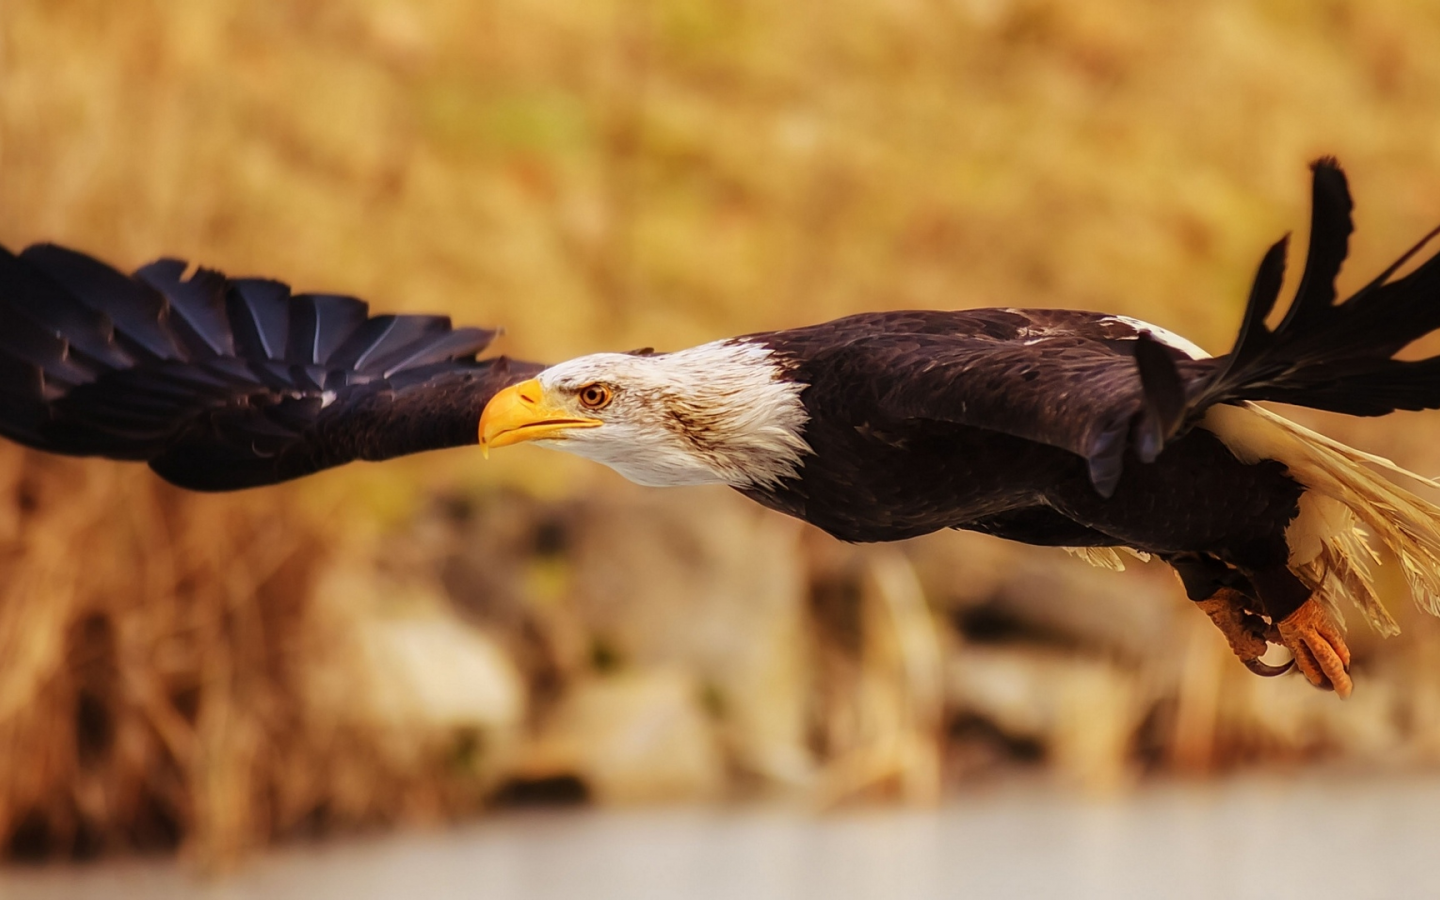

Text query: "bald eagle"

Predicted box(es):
[4, 160, 1440, 699]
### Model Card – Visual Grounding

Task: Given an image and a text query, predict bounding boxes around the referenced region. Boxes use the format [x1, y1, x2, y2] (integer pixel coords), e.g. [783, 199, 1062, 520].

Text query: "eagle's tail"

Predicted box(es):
[1195, 158, 1440, 419]
[1204, 402, 1440, 635]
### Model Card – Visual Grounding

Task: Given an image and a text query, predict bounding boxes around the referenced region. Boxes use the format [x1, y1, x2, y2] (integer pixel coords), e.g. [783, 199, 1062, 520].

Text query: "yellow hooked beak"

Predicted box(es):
[478, 379, 603, 457]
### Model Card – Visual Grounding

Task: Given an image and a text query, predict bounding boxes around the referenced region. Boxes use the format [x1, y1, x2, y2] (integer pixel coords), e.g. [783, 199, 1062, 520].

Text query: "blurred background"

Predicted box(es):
[4, 0, 1440, 881]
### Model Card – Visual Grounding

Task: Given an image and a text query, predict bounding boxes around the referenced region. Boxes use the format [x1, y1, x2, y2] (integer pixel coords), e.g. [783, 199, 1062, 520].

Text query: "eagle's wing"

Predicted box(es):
[1192, 159, 1440, 417]
[0, 243, 544, 491]
[818, 160, 1440, 498]
[812, 314, 1216, 497]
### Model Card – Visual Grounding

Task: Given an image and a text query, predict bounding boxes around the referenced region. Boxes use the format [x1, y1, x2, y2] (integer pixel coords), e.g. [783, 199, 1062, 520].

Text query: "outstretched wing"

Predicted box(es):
[777, 308, 1215, 497]
[0, 243, 544, 491]
[784, 159, 1440, 499]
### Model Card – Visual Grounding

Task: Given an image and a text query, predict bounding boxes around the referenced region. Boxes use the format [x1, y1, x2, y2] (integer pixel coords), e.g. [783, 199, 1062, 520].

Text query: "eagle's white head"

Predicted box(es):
[479, 340, 811, 488]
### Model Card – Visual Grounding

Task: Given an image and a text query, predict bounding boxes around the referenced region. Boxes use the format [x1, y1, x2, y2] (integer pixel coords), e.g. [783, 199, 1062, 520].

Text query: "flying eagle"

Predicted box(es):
[4, 159, 1440, 699]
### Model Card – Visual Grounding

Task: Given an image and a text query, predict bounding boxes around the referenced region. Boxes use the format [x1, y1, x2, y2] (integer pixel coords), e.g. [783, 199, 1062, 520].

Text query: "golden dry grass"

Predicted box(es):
[7, 0, 1440, 863]
[0, 445, 516, 862]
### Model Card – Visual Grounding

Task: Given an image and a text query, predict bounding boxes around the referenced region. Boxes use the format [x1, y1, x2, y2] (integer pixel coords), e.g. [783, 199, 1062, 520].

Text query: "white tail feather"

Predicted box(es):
[1204, 403, 1440, 634]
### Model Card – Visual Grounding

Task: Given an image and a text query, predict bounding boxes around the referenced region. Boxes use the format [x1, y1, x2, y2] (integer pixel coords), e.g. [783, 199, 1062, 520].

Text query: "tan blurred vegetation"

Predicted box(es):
[6, 0, 1440, 864]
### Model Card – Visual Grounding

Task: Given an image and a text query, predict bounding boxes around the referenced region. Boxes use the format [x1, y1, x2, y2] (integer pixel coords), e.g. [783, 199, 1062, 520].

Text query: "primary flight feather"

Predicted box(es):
[6, 158, 1440, 699]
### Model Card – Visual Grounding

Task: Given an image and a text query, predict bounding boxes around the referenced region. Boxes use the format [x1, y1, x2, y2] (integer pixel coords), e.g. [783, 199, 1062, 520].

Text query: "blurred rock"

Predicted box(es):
[946, 642, 1144, 791]
[905, 529, 1182, 662]
[307, 555, 526, 758]
[520, 669, 725, 805]
[564, 487, 815, 787]
[809, 549, 945, 805]
[361, 618, 522, 756]
[427, 488, 592, 703]
[1212, 660, 1406, 766]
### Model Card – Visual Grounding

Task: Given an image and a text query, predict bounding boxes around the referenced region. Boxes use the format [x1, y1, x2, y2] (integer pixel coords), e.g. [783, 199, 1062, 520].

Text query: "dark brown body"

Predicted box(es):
[750, 413, 1301, 563]
[740, 311, 1311, 620]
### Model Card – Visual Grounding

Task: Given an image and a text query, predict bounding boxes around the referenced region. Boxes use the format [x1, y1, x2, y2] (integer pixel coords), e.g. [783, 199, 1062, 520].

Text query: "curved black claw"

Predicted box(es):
[1242, 656, 1294, 678]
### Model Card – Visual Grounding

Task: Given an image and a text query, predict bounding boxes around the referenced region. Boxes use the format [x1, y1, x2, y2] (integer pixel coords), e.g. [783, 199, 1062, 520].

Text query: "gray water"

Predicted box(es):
[4, 775, 1435, 899]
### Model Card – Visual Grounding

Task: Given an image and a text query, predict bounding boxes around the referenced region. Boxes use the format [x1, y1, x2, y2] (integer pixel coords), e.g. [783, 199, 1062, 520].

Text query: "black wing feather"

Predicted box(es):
[0, 242, 543, 490]
[1132, 331, 1187, 463]
[1277, 157, 1353, 333]
[1195, 157, 1440, 416]
[135, 259, 237, 358]
[21, 244, 180, 362]
[227, 279, 292, 360]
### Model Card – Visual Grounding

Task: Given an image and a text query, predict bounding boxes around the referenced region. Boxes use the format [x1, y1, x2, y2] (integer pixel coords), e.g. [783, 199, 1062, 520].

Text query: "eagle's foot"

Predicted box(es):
[1277, 598, 1353, 698]
[1196, 589, 1290, 676]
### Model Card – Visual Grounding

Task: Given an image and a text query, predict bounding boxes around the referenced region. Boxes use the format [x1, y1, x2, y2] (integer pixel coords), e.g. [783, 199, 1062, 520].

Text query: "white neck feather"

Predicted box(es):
[533, 340, 812, 488]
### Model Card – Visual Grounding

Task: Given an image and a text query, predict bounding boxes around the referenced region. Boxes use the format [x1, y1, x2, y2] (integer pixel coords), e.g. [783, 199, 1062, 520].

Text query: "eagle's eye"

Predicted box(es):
[577, 383, 613, 410]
